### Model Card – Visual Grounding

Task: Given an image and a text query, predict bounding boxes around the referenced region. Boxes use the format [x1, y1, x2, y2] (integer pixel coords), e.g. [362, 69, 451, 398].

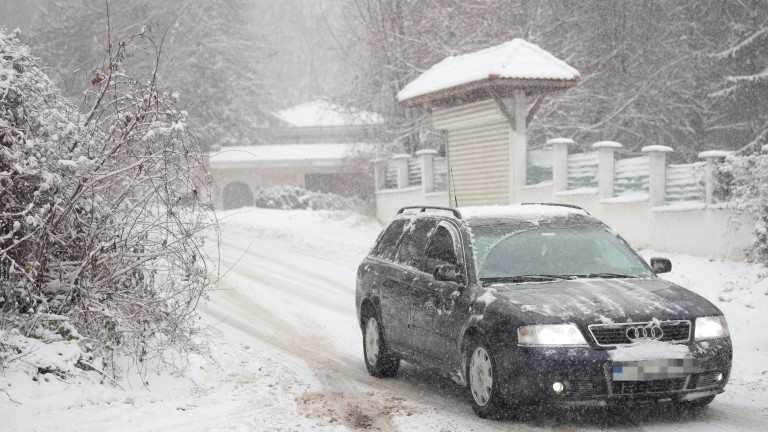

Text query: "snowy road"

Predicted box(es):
[195, 209, 768, 431]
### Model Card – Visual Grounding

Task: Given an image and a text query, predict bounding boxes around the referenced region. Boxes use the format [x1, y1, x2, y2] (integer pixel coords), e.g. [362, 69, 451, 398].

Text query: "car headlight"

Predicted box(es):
[694, 316, 730, 341]
[517, 324, 587, 346]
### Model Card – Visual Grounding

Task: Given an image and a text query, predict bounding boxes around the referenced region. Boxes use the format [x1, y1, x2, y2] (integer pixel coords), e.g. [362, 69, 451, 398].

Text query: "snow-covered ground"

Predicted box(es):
[2, 207, 767, 431]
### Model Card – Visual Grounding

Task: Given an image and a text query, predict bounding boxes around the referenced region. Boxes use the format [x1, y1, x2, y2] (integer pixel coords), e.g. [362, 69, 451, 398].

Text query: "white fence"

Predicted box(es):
[372, 141, 763, 260]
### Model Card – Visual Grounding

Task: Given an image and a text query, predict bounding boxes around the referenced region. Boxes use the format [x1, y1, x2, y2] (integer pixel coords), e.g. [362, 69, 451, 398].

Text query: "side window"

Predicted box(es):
[371, 219, 407, 261]
[394, 218, 437, 270]
[425, 225, 459, 272]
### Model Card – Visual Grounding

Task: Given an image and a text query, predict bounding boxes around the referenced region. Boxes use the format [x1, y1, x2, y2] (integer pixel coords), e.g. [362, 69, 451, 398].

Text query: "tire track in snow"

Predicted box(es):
[215, 223, 361, 291]
[213, 246, 350, 317]
[200, 276, 407, 431]
[209, 228, 357, 311]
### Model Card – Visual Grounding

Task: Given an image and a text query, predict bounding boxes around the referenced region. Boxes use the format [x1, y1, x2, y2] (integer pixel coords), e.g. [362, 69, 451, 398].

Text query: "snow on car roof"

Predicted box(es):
[397, 38, 580, 103]
[460, 204, 589, 225]
[461, 203, 587, 218]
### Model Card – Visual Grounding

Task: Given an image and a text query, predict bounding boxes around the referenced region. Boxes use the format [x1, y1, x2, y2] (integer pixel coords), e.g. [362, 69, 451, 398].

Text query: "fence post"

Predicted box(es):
[392, 154, 411, 189]
[549, 138, 574, 192]
[370, 157, 387, 190]
[763, 144, 768, 153]
[698, 150, 730, 205]
[593, 141, 622, 199]
[642, 145, 674, 207]
[417, 149, 437, 194]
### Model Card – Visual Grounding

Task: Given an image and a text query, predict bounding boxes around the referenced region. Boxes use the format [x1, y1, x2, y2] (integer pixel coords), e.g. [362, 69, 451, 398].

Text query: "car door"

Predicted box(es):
[368, 219, 411, 353]
[411, 221, 466, 364]
[379, 217, 436, 353]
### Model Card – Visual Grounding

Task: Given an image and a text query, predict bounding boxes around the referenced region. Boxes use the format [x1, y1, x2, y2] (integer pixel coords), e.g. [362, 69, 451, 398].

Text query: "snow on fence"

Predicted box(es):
[376, 144, 722, 204]
[372, 150, 450, 221]
[527, 148, 553, 185]
[433, 157, 448, 192]
[407, 157, 422, 187]
[614, 156, 650, 196]
[373, 140, 753, 259]
[666, 162, 705, 203]
[567, 151, 599, 189]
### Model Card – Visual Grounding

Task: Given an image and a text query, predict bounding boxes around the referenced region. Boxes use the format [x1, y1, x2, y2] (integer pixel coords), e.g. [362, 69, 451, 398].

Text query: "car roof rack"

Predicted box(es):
[397, 206, 462, 219]
[521, 202, 589, 214]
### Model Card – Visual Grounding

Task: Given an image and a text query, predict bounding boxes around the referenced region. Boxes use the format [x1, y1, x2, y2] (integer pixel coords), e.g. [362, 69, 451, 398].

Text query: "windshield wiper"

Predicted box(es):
[481, 275, 570, 285]
[576, 273, 639, 279]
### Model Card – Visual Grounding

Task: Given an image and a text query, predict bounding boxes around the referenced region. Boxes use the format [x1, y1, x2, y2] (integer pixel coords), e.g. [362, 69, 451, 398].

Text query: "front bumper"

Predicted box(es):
[494, 338, 732, 405]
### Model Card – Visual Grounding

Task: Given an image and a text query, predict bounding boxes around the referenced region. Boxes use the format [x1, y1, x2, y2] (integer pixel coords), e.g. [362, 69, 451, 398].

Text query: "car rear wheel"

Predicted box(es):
[362, 315, 399, 378]
[466, 338, 506, 418]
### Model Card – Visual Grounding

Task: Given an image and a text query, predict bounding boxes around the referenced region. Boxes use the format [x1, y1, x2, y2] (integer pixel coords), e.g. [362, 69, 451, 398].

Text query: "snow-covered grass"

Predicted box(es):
[1, 207, 767, 431]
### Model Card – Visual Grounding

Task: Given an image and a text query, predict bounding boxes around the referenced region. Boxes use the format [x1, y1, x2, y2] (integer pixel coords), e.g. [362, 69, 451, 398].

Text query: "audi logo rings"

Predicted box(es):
[625, 324, 664, 341]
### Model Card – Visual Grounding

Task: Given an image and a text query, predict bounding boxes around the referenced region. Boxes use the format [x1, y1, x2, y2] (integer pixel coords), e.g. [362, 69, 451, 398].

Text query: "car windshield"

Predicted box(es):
[471, 226, 653, 282]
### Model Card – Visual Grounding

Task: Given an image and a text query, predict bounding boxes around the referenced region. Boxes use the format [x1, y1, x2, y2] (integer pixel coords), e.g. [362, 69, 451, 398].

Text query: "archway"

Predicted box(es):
[222, 182, 253, 209]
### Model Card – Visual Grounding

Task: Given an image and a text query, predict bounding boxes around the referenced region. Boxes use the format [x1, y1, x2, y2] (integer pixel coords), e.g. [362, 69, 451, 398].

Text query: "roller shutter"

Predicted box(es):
[432, 99, 510, 206]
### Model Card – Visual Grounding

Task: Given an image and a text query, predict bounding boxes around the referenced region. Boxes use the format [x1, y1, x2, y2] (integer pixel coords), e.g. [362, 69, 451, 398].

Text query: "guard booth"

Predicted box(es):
[396, 38, 580, 206]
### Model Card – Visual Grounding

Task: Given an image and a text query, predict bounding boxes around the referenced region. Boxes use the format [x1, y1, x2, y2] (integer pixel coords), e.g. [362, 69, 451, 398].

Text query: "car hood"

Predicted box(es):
[490, 277, 721, 325]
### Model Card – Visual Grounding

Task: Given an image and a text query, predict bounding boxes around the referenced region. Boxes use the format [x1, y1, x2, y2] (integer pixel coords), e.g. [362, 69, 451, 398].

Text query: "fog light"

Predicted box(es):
[552, 382, 565, 393]
[716, 373, 724, 382]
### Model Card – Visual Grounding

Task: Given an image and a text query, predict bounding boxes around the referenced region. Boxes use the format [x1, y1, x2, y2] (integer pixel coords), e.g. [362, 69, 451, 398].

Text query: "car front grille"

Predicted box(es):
[562, 371, 724, 400]
[612, 378, 687, 395]
[564, 380, 609, 398]
[588, 320, 691, 346]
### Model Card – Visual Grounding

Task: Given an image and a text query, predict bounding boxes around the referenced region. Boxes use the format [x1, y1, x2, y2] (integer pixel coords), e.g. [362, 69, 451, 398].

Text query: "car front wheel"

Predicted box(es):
[362, 315, 399, 378]
[466, 338, 506, 418]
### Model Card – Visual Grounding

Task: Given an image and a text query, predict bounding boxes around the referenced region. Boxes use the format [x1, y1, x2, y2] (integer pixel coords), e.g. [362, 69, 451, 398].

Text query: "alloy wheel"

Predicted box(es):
[469, 346, 493, 406]
[365, 317, 381, 366]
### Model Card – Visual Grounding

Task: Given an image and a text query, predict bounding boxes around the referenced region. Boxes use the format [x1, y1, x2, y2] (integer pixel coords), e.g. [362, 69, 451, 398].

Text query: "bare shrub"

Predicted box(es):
[1, 23, 216, 379]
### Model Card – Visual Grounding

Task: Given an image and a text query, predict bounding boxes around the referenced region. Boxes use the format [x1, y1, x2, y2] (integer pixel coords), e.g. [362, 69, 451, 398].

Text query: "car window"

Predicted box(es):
[424, 225, 458, 272]
[475, 227, 652, 279]
[394, 218, 437, 270]
[371, 219, 407, 261]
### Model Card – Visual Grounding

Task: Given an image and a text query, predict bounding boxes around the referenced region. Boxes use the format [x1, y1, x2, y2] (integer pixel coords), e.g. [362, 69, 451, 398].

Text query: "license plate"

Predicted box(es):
[612, 358, 702, 381]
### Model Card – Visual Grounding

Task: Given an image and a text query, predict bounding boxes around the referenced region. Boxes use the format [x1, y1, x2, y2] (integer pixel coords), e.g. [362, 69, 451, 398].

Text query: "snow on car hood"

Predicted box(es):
[491, 278, 721, 324]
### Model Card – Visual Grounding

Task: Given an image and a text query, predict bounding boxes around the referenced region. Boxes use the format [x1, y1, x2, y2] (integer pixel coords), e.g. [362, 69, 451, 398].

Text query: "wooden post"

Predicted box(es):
[510, 89, 527, 203]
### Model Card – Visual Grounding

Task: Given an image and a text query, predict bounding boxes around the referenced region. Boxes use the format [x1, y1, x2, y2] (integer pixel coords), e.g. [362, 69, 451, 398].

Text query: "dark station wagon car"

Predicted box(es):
[355, 204, 732, 418]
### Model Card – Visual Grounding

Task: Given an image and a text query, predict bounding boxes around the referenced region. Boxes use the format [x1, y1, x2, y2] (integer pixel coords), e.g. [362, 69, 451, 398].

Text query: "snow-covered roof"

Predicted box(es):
[397, 39, 580, 105]
[209, 143, 371, 168]
[276, 100, 383, 127]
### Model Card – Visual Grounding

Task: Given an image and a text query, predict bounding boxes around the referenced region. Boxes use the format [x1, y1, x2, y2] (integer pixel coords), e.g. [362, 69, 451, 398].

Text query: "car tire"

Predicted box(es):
[675, 395, 716, 410]
[466, 337, 507, 418]
[362, 314, 400, 378]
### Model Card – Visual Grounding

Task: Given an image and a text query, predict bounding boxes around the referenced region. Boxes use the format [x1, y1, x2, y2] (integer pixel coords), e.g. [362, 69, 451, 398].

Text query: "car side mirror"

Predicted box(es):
[433, 264, 465, 285]
[650, 257, 672, 274]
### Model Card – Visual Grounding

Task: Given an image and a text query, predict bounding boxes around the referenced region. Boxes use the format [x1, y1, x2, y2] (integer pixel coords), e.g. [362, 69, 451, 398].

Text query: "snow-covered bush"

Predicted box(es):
[253, 185, 360, 211]
[0, 28, 216, 380]
[717, 153, 768, 264]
